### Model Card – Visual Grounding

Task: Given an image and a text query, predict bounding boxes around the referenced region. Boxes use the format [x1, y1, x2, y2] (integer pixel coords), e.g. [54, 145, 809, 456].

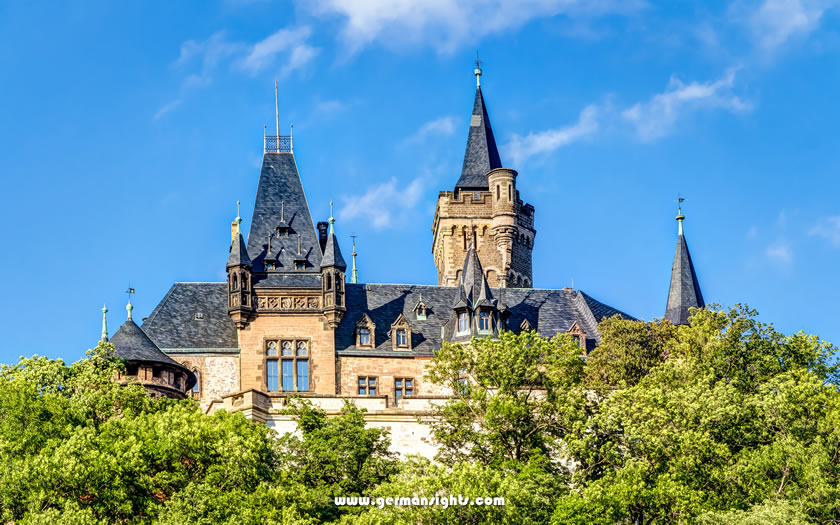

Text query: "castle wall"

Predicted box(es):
[237, 313, 337, 395]
[338, 356, 452, 400]
[171, 355, 239, 411]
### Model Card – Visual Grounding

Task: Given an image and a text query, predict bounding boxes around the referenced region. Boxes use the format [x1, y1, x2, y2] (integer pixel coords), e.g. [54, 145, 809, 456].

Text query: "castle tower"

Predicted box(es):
[227, 216, 254, 329]
[432, 63, 536, 288]
[664, 200, 705, 325]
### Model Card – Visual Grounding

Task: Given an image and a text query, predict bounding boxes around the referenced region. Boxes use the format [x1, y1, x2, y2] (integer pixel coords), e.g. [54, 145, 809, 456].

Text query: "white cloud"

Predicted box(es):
[339, 176, 426, 229]
[404, 116, 458, 143]
[809, 216, 840, 247]
[504, 104, 600, 164]
[745, 0, 838, 50]
[766, 239, 793, 264]
[240, 26, 319, 75]
[303, 0, 646, 54]
[154, 99, 183, 120]
[622, 68, 752, 141]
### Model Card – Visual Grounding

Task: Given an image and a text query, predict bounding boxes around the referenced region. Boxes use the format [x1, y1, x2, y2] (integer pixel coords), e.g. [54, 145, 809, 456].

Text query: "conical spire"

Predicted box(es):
[227, 229, 252, 269]
[665, 200, 704, 325]
[321, 202, 346, 271]
[455, 66, 502, 190]
[452, 241, 494, 309]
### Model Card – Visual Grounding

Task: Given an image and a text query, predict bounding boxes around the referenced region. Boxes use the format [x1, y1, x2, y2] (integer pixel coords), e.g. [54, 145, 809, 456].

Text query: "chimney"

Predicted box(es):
[317, 222, 329, 253]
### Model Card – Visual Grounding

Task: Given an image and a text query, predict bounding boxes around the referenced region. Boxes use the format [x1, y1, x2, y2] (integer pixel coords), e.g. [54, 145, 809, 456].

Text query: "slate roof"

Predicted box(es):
[320, 232, 346, 271]
[110, 318, 191, 371]
[227, 231, 252, 269]
[665, 228, 704, 325]
[246, 154, 322, 273]
[335, 284, 632, 356]
[455, 86, 502, 190]
[142, 283, 238, 351]
[252, 273, 322, 288]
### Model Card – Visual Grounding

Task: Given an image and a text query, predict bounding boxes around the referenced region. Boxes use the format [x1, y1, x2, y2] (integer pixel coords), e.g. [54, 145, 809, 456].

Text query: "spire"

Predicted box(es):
[453, 245, 494, 309]
[350, 235, 358, 284]
[125, 287, 135, 321]
[100, 305, 109, 342]
[456, 63, 502, 190]
[227, 228, 253, 269]
[665, 198, 704, 325]
[320, 210, 346, 271]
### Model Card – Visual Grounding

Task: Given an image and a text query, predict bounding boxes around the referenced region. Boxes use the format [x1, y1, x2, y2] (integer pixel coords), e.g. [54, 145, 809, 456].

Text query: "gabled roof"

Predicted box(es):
[246, 154, 322, 273]
[665, 228, 704, 325]
[320, 233, 346, 271]
[226, 231, 252, 269]
[455, 87, 502, 190]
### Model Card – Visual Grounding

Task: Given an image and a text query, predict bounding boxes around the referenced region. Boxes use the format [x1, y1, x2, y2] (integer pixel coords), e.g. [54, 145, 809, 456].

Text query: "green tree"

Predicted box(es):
[557, 306, 840, 524]
[425, 330, 587, 473]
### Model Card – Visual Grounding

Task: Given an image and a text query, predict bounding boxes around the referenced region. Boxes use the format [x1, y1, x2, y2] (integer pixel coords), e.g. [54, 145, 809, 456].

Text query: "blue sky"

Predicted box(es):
[2, 0, 840, 364]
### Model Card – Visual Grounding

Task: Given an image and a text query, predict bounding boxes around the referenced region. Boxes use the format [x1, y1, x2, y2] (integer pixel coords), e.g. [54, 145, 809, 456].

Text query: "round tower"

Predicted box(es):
[488, 168, 518, 286]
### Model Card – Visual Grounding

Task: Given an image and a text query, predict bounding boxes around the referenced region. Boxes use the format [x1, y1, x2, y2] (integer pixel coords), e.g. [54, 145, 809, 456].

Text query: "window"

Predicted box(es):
[457, 312, 469, 334]
[359, 328, 371, 346]
[266, 340, 309, 392]
[232, 274, 238, 290]
[325, 273, 332, 290]
[396, 329, 407, 347]
[395, 378, 413, 403]
[496, 185, 500, 200]
[508, 183, 512, 201]
[192, 369, 200, 395]
[265, 262, 275, 271]
[276, 227, 288, 237]
[479, 311, 491, 332]
[194, 312, 205, 321]
[358, 376, 377, 395]
[295, 262, 305, 271]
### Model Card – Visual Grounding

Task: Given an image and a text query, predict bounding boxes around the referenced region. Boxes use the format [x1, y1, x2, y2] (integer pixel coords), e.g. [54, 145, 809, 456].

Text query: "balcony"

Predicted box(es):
[264, 135, 292, 154]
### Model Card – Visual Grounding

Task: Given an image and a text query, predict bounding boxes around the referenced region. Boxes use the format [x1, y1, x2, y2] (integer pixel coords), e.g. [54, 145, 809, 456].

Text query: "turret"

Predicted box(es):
[227, 205, 253, 329]
[320, 202, 347, 328]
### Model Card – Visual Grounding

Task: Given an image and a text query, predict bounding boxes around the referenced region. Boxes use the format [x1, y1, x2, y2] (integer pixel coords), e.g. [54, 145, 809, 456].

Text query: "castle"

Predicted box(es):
[104, 65, 705, 456]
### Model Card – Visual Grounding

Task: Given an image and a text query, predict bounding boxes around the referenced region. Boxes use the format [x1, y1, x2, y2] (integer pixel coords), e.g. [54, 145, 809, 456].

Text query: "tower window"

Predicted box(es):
[358, 376, 377, 395]
[496, 185, 500, 200]
[508, 184, 511, 201]
[396, 329, 407, 347]
[457, 312, 469, 334]
[479, 311, 491, 332]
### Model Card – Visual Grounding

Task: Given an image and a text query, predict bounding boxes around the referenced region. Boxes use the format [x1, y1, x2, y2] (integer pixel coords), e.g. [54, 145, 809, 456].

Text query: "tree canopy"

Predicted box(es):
[1, 305, 838, 524]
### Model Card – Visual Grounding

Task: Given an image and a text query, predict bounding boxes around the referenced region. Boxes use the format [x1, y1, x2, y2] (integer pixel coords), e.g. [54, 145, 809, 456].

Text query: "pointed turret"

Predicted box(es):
[321, 202, 346, 328]
[455, 60, 502, 190]
[665, 201, 705, 325]
[444, 240, 500, 341]
[227, 230, 252, 269]
[227, 209, 254, 329]
[109, 296, 196, 399]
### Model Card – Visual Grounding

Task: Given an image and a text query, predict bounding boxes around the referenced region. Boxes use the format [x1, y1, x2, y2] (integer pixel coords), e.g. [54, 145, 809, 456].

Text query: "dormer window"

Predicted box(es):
[265, 262, 275, 271]
[355, 314, 376, 348]
[390, 314, 412, 350]
[276, 226, 289, 237]
[359, 328, 371, 346]
[457, 312, 469, 334]
[414, 298, 428, 320]
[566, 321, 587, 350]
[478, 311, 491, 332]
[194, 312, 205, 321]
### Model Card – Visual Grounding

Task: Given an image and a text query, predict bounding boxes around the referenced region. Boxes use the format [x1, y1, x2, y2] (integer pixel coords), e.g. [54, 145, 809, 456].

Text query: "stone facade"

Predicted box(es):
[432, 170, 536, 288]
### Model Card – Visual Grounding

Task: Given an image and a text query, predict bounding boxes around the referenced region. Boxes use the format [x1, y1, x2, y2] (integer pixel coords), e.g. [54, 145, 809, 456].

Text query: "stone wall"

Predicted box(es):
[338, 355, 452, 401]
[172, 355, 239, 411]
[237, 312, 337, 395]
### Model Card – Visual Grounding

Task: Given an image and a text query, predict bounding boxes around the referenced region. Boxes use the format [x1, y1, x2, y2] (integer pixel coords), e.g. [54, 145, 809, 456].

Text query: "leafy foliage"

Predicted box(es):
[2, 306, 839, 524]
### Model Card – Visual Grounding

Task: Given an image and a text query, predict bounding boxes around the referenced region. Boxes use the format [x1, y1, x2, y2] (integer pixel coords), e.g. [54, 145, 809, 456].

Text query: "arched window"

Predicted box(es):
[325, 273, 333, 290]
[232, 274, 239, 290]
[192, 369, 200, 395]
